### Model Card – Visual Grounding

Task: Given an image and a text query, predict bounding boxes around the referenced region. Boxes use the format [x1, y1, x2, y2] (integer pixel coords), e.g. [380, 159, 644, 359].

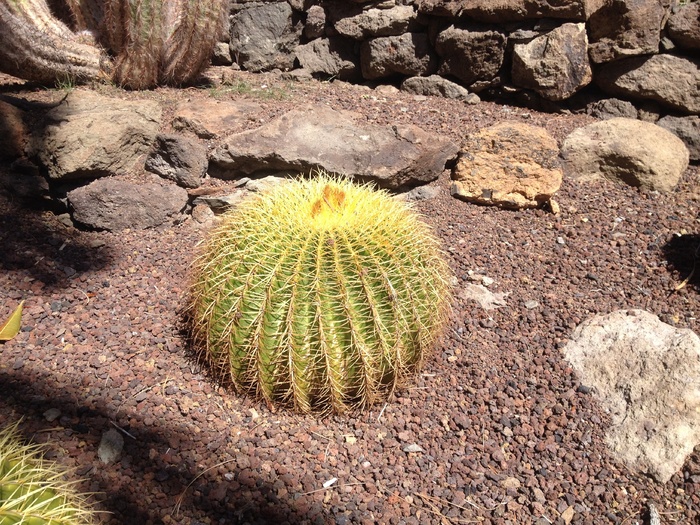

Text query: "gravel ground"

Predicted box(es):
[1, 70, 699, 525]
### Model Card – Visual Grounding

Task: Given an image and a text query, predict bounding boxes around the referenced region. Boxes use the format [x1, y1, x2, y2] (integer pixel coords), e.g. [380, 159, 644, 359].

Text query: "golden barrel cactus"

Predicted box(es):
[187, 174, 452, 414]
[0, 421, 95, 525]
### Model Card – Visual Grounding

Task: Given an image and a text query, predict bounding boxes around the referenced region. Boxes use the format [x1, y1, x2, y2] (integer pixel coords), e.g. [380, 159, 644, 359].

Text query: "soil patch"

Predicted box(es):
[1, 70, 699, 524]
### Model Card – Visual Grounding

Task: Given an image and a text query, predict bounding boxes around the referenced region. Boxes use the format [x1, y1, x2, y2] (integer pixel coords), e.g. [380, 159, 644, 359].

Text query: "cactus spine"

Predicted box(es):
[0, 0, 228, 89]
[187, 174, 452, 414]
[0, 421, 95, 525]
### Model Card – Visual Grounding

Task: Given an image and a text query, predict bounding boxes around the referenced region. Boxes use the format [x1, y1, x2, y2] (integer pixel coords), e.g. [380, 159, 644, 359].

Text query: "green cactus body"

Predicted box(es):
[188, 174, 452, 414]
[0, 422, 94, 525]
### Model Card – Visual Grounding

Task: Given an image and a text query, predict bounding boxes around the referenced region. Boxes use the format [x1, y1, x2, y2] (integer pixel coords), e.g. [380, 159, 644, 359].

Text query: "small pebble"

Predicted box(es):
[43, 408, 62, 422]
[98, 429, 124, 464]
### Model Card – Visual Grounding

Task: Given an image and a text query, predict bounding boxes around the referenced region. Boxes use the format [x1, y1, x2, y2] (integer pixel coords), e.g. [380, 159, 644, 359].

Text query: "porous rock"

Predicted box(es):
[596, 54, 700, 115]
[657, 115, 700, 161]
[145, 134, 207, 188]
[334, 5, 417, 40]
[560, 118, 689, 192]
[361, 33, 438, 79]
[511, 23, 591, 101]
[435, 25, 506, 87]
[666, 0, 700, 51]
[230, 2, 301, 72]
[564, 309, 700, 483]
[295, 37, 360, 81]
[36, 90, 161, 180]
[68, 178, 188, 231]
[401, 75, 480, 104]
[450, 121, 561, 209]
[209, 104, 458, 189]
[416, 0, 603, 22]
[586, 98, 638, 120]
[587, 0, 669, 64]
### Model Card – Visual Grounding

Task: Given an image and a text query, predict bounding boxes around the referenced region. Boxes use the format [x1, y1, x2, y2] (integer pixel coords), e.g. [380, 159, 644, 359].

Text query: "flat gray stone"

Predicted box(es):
[68, 178, 189, 231]
[209, 104, 458, 189]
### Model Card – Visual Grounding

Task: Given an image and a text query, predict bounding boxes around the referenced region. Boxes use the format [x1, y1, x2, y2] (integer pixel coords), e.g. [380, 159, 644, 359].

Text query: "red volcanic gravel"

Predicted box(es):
[1, 70, 699, 524]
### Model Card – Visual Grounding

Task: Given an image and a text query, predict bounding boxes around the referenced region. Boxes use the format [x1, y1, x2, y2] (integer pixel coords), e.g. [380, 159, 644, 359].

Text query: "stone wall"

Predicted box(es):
[221, 0, 700, 118]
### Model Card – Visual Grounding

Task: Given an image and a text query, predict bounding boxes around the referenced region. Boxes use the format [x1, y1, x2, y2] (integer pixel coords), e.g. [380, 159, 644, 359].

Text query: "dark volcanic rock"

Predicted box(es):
[68, 178, 188, 231]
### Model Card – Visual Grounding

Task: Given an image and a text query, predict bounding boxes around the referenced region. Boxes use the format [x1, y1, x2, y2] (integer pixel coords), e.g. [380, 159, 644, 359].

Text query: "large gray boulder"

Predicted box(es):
[564, 310, 700, 483]
[334, 5, 418, 40]
[511, 23, 591, 101]
[435, 25, 506, 87]
[67, 178, 188, 231]
[588, 0, 669, 64]
[667, 1, 700, 51]
[586, 98, 638, 120]
[230, 3, 301, 72]
[209, 104, 458, 189]
[560, 118, 689, 192]
[416, 0, 603, 22]
[451, 121, 562, 209]
[295, 37, 360, 81]
[361, 33, 438, 79]
[36, 90, 161, 181]
[596, 54, 700, 115]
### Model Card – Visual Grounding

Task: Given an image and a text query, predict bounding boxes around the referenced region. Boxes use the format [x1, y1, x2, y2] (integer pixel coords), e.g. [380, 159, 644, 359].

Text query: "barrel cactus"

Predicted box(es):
[187, 173, 453, 414]
[0, 421, 95, 525]
[0, 0, 228, 89]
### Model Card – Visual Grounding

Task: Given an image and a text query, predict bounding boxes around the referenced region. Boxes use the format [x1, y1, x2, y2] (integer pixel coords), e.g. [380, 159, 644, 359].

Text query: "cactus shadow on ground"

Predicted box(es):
[0, 198, 114, 291]
[663, 233, 700, 291]
[0, 370, 322, 525]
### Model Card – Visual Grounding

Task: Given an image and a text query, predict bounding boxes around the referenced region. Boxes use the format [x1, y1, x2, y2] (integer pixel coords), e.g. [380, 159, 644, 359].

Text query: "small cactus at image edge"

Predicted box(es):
[187, 172, 453, 414]
[0, 420, 96, 525]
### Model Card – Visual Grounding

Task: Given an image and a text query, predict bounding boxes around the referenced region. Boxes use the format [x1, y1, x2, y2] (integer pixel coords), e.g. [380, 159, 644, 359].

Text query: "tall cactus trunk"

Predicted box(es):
[62, 0, 104, 32]
[0, 0, 229, 89]
[107, 0, 166, 89]
[0, 0, 107, 85]
[160, 0, 229, 86]
[103, 0, 228, 89]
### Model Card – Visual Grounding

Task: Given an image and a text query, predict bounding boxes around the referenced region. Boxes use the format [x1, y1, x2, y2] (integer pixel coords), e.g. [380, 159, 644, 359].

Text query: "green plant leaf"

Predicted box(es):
[0, 300, 25, 341]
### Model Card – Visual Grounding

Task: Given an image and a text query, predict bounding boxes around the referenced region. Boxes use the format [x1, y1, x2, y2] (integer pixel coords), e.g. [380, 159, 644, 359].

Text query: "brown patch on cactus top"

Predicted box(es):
[311, 184, 347, 219]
